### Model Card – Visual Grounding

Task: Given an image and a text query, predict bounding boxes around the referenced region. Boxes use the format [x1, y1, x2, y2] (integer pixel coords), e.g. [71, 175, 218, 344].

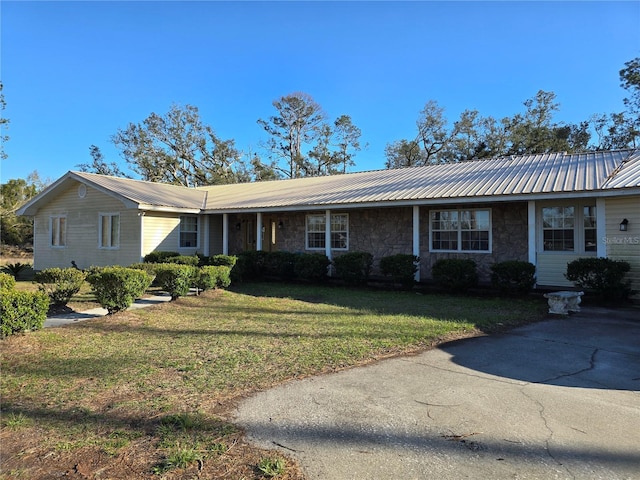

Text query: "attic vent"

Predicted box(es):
[78, 184, 87, 198]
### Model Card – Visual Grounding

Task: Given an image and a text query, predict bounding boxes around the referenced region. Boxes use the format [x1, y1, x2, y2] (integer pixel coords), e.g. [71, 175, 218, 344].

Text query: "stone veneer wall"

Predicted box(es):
[418, 202, 529, 283]
[227, 202, 529, 284]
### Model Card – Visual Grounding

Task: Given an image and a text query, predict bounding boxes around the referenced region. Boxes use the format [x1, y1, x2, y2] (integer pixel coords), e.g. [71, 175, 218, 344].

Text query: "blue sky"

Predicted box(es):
[1, 1, 639, 183]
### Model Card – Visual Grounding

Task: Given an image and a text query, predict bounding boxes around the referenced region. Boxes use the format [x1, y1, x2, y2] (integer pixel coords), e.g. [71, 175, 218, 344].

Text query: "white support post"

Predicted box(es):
[222, 213, 229, 255]
[139, 211, 145, 262]
[596, 198, 606, 258]
[413, 205, 420, 282]
[256, 212, 263, 251]
[527, 201, 536, 266]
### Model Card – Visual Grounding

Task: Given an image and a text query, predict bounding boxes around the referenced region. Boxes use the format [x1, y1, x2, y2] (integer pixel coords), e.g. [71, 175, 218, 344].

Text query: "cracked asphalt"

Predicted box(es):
[234, 306, 640, 479]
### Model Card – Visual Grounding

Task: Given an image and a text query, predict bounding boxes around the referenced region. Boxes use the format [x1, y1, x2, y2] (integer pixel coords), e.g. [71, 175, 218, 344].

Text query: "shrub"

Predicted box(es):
[294, 253, 331, 283]
[490, 260, 536, 295]
[154, 264, 197, 300]
[263, 251, 298, 280]
[431, 258, 478, 292]
[208, 255, 237, 268]
[234, 251, 268, 282]
[86, 266, 153, 315]
[380, 254, 419, 290]
[1, 290, 49, 337]
[565, 257, 632, 300]
[195, 265, 232, 291]
[164, 255, 200, 266]
[0, 272, 16, 291]
[35, 267, 86, 307]
[1, 262, 32, 279]
[143, 251, 179, 263]
[333, 252, 373, 286]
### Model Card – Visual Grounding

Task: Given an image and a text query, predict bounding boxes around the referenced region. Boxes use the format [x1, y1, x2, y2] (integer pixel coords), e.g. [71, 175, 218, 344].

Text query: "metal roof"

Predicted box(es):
[199, 149, 640, 211]
[17, 149, 640, 216]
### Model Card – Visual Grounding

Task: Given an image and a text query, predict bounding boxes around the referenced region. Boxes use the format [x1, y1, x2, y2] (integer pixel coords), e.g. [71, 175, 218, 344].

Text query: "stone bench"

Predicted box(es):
[543, 291, 584, 315]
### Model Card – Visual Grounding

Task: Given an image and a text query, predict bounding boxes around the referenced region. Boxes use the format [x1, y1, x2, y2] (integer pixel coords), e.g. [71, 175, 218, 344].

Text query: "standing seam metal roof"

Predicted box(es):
[20, 150, 639, 216]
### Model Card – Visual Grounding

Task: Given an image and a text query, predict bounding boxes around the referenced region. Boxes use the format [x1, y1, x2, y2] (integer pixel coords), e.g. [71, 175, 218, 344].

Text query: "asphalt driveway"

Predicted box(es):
[234, 307, 640, 480]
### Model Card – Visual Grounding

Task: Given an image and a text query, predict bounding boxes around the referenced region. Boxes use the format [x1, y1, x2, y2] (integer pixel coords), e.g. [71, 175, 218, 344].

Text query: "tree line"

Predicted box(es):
[1, 58, 639, 246]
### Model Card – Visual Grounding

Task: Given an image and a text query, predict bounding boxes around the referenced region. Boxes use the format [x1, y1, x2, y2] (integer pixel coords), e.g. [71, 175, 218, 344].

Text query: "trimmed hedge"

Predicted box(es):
[35, 268, 86, 307]
[208, 255, 237, 268]
[86, 266, 153, 315]
[0, 272, 16, 291]
[380, 254, 419, 290]
[490, 260, 536, 295]
[163, 255, 200, 266]
[1, 290, 49, 337]
[154, 264, 198, 300]
[565, 257, 632, 300]
[196, 265, 232, 291]
[333, 252, 373, 286]
[431, 258, 478, 292]
[143, 251, 179, 263]
[294, 253, 330, 283]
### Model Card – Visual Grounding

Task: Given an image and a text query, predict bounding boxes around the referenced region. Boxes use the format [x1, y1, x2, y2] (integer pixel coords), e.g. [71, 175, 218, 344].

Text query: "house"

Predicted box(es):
[17, 149, 640, 296]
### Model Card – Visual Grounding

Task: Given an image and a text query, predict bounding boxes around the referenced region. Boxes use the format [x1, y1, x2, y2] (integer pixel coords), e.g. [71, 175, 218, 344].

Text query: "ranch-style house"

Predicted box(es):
[17, 149, 640, 297]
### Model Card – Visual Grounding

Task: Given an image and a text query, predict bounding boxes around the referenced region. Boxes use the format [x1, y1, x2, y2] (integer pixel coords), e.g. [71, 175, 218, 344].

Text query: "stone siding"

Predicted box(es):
[226, 202, 529, 283]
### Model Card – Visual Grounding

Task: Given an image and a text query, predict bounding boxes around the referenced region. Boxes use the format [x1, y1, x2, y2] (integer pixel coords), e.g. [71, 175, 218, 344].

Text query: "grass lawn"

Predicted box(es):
[0, 282, 548, 479]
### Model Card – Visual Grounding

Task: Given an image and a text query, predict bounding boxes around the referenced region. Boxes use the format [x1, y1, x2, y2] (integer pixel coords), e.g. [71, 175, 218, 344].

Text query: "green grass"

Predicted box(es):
[0, 282, 547, 477]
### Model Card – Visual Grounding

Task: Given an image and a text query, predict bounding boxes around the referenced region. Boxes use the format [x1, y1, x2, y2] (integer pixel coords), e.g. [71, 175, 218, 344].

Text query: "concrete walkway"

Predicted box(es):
[44, 293, 172, 327]
[234, 307, 640, 480]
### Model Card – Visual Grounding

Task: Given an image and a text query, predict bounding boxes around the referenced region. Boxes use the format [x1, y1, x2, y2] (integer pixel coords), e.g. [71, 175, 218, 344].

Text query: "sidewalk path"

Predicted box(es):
[44, 293, 172, 327]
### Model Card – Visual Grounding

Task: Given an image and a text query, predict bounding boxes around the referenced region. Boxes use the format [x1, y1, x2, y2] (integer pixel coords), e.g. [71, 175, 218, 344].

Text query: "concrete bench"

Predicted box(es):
[543, 291, 584, 315]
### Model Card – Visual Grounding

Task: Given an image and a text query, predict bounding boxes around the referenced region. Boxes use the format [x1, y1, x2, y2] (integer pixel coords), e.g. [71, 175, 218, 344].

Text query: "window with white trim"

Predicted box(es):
[306, 213, 349, 250]
[180, 215, 198, 248]
[430, 209, 491, 252]
[99, 213, 120, 249]
[50, 215, 67, 247]
[541, 204, 596, 253]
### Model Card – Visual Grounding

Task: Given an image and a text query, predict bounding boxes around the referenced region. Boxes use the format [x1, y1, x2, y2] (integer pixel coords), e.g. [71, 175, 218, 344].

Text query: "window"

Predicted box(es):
[542, 205, 596, 253]
[542, 206, 574, 251]
[99, 213, 120, 249]
[430, 209, 490, 252]
[583, 206, 597, 252]
[50, 215, 66, 247]
[306, 213, 348, 250]
[180, 216, 198, 248]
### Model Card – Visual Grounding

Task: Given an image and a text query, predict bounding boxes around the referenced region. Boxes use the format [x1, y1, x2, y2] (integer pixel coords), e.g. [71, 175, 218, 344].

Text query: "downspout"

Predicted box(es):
[527, 201, 536, 286]
[222, 213, 229, 255]
[413, 205, 420, 282]
[325, 209, 332, 276]
[203, 215, 210, 256]
[596, 198, 606, 258]
[256, 212, 263, 251]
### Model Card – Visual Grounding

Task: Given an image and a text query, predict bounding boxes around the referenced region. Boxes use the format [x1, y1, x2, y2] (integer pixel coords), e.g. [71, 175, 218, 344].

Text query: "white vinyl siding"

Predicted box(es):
[605, 196, 640, 299]
[99, 213, 120, 249]
[306, 213, 348, 250]
[32, 182, 140, 270]
[430, 209, 491, 253]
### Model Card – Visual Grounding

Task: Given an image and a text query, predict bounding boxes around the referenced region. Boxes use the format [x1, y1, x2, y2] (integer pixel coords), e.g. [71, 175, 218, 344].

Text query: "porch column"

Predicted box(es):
[413, 205, 420, 282]
[256, 212, 263, 251]
[139, 211, 146, 262]
[203, 215, 210, 256]
[222, 213, 229, 255]
[596, 198, 606, 257]
[527, 201, 537, 271]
